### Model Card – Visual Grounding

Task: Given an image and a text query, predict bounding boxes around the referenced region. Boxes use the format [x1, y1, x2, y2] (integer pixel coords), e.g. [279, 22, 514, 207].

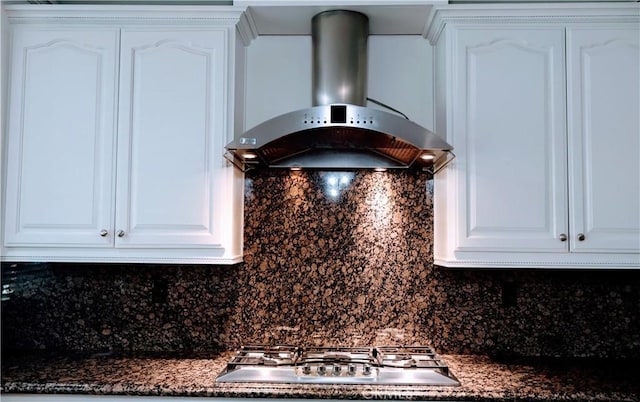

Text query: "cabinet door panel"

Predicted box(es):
[4, 29, 118, 247]
[567, 26, 640, 253]
[454, 27, 567, 252]
[116, 30, 226, 248]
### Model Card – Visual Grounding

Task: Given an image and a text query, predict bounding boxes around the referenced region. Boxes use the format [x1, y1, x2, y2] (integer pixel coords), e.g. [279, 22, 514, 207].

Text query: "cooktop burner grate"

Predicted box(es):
[375, 346, 454, 373]
[216, 345, 460, 386]
[227, 345, 298, 368]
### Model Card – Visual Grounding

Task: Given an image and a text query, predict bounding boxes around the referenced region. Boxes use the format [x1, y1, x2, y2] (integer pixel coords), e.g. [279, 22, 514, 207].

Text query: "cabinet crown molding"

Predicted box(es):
[5, 4, 248, 27]
[424, 3, 640, 44]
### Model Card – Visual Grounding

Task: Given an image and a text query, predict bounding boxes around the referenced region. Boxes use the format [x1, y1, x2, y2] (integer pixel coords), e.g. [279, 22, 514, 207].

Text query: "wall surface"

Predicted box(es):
[2, 170, 640, 358]
[244, 35, 434, 131]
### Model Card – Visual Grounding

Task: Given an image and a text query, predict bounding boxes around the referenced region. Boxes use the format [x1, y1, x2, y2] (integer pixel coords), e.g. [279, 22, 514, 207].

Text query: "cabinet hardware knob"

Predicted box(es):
[577, 233, 585, 241]
[117, 230, 125, 238]
[559, 233, 567, 242]
[100, 229, 109, 237]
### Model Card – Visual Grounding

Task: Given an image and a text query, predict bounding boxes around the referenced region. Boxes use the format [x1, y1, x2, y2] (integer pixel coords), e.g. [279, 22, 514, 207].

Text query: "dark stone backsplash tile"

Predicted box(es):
[1, 263, 238, 353]
[2, 170, 640, 358]
[231, 170, 437, 348]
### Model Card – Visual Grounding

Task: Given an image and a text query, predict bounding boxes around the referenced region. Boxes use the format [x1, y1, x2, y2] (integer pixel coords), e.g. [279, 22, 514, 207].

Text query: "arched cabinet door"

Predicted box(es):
[451, 27, 568, 254]
[4, 28, 119, 247]
[567, 25, 640, 254]
[114, 29, 232, 251]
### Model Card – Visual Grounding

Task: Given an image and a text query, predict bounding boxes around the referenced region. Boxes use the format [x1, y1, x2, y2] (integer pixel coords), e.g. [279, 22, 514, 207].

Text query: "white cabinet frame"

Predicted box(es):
[427, 3, 640, 269]
[1, 5, 255, 264]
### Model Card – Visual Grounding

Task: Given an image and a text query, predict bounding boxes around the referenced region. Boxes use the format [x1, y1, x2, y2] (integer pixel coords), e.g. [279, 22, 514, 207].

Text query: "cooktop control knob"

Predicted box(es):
[347, 364, 356, 376]
[317, 364, 326, 376]
[332, 365, 341, 375]
[363, 364, 372, 376]
[302, 364, 311, 375]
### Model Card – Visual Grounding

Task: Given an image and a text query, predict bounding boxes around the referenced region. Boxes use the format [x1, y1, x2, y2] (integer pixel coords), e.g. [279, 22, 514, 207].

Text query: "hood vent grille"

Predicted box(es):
[260, 127, 421, 167]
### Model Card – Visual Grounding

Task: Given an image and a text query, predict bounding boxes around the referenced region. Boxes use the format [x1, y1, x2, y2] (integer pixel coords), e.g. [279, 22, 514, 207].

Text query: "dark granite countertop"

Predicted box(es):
[2, 352, 639, 401]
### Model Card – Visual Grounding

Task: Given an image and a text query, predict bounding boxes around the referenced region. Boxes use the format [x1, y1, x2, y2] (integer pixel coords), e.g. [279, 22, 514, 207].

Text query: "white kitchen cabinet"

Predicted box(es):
[428, 3, 640, 268]
[1, 6, 250, 264]
[115, 29, 230, 249]
[566, 25, 640, 254]
[3, 27, 119, 248]
[444, 26, 568, 254]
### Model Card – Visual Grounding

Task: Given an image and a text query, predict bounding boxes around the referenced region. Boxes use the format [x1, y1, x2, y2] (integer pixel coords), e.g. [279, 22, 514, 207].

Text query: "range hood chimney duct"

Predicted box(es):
[312, 10, 368, 107]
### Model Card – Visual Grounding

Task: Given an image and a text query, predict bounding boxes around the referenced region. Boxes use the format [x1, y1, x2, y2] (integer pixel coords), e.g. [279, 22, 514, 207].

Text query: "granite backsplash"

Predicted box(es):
[2, 170, 639, 358]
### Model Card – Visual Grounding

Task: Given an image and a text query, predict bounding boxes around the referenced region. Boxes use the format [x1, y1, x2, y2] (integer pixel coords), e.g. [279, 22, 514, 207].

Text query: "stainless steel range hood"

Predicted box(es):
[225, 10, 454, 172]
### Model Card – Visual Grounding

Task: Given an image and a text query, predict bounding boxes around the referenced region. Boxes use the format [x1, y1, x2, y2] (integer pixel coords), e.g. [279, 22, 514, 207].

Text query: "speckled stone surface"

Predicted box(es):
[2, 170, 640, 359]
[2, 352, 639, 401]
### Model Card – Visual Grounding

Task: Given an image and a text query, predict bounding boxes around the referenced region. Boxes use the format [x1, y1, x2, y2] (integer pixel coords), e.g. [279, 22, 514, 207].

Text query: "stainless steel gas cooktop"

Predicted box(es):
[215, 345, 460, 386]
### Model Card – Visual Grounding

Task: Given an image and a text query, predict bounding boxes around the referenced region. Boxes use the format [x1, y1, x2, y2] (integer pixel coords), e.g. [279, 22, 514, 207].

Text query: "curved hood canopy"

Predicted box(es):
[225, 10, 454, 172]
